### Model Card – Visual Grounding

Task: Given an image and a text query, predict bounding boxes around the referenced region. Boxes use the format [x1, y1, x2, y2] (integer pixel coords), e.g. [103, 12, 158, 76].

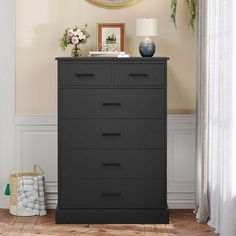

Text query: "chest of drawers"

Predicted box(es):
[56, 57, 169, 224]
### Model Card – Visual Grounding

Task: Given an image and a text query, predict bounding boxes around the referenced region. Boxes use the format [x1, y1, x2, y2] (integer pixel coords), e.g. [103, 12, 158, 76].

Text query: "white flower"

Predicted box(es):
[82, 35, 86, 40]
[73, 29, 82, 36]
[73, 31, 78, 36]
[67, 29, 74, 37]
[78, 32, 85, 40]
[78, 32, 83, 37]
[72, 29, 81, 36]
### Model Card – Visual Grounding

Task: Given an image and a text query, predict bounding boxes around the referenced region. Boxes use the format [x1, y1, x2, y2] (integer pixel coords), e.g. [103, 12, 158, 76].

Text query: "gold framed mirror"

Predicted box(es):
[85, 0, 141, 9]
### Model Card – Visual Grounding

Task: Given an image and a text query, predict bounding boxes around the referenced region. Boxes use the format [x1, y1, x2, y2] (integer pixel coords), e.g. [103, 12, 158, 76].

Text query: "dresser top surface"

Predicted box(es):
[56, 57, 169, 62]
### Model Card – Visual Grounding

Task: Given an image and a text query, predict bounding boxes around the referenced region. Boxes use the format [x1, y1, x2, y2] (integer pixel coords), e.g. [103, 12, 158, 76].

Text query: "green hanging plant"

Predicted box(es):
[171, 0, 197, 31]
[171, 0, 177, 28]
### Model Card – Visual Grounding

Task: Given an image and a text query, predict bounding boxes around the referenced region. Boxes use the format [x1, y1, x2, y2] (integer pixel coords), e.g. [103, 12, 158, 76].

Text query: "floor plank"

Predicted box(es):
[90, 224, 145, 236]
[0, 209, 17, 236]
[145, 224, 169, 236]
[0, 209, 218, 236]
[8, 215, 37, 236]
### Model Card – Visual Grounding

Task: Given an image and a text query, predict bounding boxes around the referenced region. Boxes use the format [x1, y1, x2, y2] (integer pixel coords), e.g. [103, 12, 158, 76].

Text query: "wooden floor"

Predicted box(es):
[0, 209, 218, 236]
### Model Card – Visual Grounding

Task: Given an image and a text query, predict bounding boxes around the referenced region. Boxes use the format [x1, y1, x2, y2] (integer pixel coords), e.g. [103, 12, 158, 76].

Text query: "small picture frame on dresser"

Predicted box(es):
[97, 23, 125, 52]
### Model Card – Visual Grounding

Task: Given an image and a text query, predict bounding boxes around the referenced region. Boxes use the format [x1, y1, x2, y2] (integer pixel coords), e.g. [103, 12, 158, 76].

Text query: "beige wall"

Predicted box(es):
[16, 0, 197, 114]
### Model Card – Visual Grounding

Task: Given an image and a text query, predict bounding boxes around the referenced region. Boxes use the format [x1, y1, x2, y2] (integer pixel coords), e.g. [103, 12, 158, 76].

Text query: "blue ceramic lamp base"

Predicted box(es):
[139, 37, 156, 57]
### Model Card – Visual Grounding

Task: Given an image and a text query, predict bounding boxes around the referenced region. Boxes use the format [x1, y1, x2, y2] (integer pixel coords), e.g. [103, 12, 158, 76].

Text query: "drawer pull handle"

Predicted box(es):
[102, 193, 121, 197]
[129, 73, 148, 77]
[102, 132, 121, 136]
[102, 163, 121, 167]
[102, 103, 121, 106]
[75, 73, 95, 78]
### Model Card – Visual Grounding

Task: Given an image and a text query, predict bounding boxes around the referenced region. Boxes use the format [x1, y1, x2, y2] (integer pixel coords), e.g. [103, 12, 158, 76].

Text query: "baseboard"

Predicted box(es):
[167, 192, 195, 209]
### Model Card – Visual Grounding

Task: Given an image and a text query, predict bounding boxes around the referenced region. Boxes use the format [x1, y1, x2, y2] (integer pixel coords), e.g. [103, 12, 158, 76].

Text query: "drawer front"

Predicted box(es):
[60, 89, 165, 118]
[114, 63, 165, 86]
[60, 119, 165, 149]
[60, 63, 112, 86]
[60, 180, 165, 209]
[60, 149, 165, 179]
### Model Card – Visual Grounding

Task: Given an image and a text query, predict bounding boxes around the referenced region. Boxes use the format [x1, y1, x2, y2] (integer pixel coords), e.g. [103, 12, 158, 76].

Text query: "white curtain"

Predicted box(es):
[197, 0, 236, 235]
[195, 0, 210, 224]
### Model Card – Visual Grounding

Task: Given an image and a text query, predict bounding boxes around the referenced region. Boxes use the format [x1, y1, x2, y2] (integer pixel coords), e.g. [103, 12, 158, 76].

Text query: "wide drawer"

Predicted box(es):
[60, 149, 165, 179]
[60, 180, 165, 209]
[60, 119, 165, 149]
[60, 89, 165, 118]
[114, 63, 165, 86]
[59, 63, 112, 86]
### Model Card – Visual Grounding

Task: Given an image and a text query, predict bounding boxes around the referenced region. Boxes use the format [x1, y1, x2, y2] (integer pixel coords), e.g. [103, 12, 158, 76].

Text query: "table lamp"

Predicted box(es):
[136, 18, 158, 57]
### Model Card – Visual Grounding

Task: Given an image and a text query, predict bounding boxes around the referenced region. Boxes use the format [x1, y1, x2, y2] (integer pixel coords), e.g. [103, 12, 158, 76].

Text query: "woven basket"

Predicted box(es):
[9, 165, 47, 216]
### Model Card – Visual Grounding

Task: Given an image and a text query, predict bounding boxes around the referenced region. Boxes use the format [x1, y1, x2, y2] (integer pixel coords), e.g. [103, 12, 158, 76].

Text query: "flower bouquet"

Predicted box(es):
[60, 25, 90, 57]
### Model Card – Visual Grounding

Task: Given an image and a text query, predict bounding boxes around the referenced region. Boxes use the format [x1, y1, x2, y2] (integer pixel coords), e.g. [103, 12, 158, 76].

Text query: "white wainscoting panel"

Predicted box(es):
[15, 114, 196, 209]
[167, 115, 196, 209]
[15, 115, 58, 209]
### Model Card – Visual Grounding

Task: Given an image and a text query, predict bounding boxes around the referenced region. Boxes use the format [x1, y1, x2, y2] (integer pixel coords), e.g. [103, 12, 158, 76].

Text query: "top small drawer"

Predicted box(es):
[114, 63, 165, 86]
[59, 63, 112, 86]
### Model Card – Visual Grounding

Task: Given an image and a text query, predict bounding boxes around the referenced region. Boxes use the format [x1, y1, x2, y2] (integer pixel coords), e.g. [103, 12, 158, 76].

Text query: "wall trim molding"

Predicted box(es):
[15, 114, 57, 125]
[167, 114, 196, 124]
[14, 114, 196, 210]
[15, 114, 196, 125]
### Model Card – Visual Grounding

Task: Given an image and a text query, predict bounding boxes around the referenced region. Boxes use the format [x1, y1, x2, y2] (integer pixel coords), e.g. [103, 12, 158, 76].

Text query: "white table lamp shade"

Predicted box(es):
[136, 18, 158, 37]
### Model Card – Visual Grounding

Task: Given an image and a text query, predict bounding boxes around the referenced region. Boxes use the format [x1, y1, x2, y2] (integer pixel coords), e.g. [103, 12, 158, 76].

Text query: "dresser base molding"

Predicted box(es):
[55, 207, 169, 224]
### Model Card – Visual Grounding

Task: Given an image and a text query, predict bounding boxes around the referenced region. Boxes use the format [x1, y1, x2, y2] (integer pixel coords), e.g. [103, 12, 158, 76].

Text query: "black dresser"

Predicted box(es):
[56, 57, 169, 224]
